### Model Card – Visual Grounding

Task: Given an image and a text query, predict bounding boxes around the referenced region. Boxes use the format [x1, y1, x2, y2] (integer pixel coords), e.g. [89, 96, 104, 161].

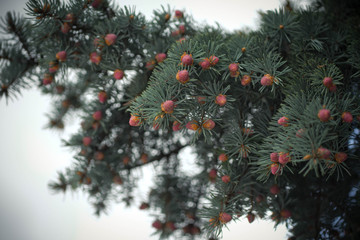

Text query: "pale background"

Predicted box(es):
[0, 0, 305, 239]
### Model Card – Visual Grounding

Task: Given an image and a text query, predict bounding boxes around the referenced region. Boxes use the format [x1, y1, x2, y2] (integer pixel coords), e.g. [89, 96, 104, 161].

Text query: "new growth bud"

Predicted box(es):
[219, 212, 232, 223]
[155, 53, 167, 63]
[261, 74, 274, 86]
[161, 100, 175, 114]
[215, 94, 227, 106]
[202, 119, 215, 130]
[56, 51, 67, 62]
[129, 115, 141, 126]
[114, 69, 124, 80]
[176, 70, 190, 84]
[318, 109, 331, 122]
[218, 153, 228, 162]
[92, 111, 102, 121]
[181, 53, 193, 66]
[105, 33, 117, 46]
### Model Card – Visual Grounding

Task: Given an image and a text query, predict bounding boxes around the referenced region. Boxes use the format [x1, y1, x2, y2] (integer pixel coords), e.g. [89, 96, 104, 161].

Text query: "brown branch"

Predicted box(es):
[0, 55, 13, 61]
[125, 143, 188, 170]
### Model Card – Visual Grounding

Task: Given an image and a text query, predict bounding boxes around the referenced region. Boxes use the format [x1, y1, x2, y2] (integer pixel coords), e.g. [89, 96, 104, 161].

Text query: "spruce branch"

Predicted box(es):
[2, 0, 360, 239]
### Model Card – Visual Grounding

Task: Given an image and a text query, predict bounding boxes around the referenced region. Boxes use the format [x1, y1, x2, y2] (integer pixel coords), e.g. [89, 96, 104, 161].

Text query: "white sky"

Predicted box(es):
[0, 0, 296, 239]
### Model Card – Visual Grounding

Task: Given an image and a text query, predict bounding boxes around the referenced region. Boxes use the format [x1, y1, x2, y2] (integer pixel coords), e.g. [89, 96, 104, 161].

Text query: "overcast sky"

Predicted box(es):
[0, 0, 297, 239]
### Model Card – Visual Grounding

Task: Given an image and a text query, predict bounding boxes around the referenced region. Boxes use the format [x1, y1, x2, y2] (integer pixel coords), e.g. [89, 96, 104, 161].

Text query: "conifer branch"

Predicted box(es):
[2, 0, 360, 239]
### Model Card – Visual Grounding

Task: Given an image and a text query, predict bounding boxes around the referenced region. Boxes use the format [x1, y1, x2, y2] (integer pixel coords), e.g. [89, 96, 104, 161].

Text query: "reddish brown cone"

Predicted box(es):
[219, 212, 232, 224]
[318, 109, 331, 122]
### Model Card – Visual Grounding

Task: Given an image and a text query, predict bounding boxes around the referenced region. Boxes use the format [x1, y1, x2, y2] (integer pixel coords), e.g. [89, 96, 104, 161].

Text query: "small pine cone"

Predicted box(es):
[105, 33, 117, 46]
[280, 209, 291, 219]
[176, 70, 190, 84]
[175, 10, 183, 18]
[113, 69, 124, 80]
[98, 91, 107, 103]
[90, 52, 101, 65]
[199, 58, 211, 70]
[221, 175, 231, 183]
[172, 121, 182, 131]
[215, 94, 227, 106]
[209, 55, 219, 66]
[317, 147, 331, 159]
[228, 63, 238, 73]
[241, 75, 251, 86]
[318, 109, 331, 122]
[323, 77, 333, 88]
[161, 100, 175, 114]
[181, 53, 193, 66]
[247, 213, 255, 223]
[186, 120, 199, 131]
[277, 116, 289, 127]
[113, 175, 123, 185]
[271, 163, 280, 175]
[82, 136, 92, 146]
[56, 51, 67, 62]
[335, 152, 347, 163]
[219, 212, 232, 223]
[341, 111, 353, 123]
[278, 152, 290, 165]
[260, 74, 273, 86]
[218, 153, 228, 162]
[202, 119, 215, 130]
[92, 111, 102, 121]
[270, 152, 279, 162]
[152, 220, 163, 230]
[270, 184, 280, 195]
[129, 115, 141, 126]
[155, 53, 167, 63]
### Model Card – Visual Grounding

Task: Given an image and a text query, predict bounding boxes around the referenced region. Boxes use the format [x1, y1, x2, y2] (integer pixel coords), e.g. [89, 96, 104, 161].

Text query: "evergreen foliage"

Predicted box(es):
[1, 0, 360, 239]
